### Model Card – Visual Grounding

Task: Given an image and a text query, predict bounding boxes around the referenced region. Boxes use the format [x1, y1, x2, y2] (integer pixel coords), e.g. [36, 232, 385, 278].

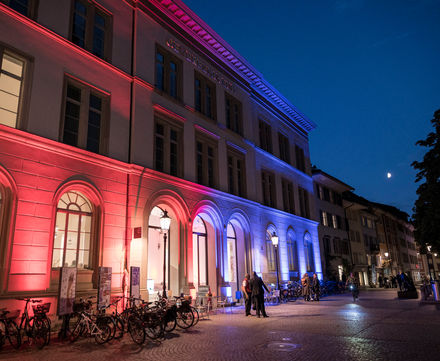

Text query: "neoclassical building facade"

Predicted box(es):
[0, 0, 321, 312]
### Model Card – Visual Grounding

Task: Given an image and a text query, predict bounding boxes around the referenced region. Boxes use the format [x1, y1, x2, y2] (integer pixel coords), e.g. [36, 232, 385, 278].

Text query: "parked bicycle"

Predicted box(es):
[0, 308, 21, 350]
[69, 298, 112, 344]
[16, 298, 51, 349]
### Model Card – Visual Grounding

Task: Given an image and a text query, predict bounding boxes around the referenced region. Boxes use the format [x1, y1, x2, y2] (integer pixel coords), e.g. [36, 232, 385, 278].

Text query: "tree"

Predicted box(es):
[411, 109, 440, 253]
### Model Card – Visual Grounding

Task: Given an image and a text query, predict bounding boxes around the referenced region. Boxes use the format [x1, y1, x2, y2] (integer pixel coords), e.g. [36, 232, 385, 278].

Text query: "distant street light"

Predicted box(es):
[160, 209, 171, 298]
[271, 232, 280, 298]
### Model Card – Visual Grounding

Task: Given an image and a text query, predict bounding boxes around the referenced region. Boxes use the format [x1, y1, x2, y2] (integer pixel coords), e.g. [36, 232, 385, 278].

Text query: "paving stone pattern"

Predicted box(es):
[1, 289, 439, 361]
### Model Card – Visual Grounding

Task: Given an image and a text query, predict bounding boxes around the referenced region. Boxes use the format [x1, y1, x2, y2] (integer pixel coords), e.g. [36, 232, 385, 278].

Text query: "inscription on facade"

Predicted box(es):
[166, 38, 235, 92]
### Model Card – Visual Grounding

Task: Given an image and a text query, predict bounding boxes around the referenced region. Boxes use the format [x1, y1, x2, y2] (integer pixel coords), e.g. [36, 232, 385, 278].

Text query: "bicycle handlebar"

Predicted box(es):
[15, 298, 42, 303]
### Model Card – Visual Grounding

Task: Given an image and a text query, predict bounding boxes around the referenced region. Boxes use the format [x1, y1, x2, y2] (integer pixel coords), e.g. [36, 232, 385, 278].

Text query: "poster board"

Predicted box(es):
[98, 267, 112, 310]
[58, 267, 77, 316]
[130, 266, 140, 304]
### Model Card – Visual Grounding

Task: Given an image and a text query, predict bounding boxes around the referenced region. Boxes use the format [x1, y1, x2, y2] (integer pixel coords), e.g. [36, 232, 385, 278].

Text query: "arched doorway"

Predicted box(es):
[191, 208, 220, 295]
[146, 206, 180, 298]
[192, 215, 208, 287]
[226, 222, 238, 294]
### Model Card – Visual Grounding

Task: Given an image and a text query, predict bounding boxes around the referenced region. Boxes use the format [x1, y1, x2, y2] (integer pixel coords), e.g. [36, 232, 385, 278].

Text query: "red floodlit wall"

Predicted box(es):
[0, 126, 128, 293]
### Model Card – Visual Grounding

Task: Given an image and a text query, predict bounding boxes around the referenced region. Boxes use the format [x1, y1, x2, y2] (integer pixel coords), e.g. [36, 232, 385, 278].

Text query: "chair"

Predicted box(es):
[215, 295, 232, 313]
[194, 293, 210, 319]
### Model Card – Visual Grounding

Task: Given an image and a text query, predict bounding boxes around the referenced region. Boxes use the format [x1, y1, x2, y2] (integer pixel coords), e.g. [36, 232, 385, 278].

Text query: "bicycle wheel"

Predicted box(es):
[7, 320, 21, 349]
[113, 316, 124, 339]
[98, 315, 115, 341]
[0, 326, 5, 350]
[70, 318, 84, 342]
[127, 315, 145, 345]
[94, 320, 112, 344]
[176, 309, 194, 329]
[163, 315, 176, 333]
[32, 317, 49, 349]
[145, 317, 164, 340]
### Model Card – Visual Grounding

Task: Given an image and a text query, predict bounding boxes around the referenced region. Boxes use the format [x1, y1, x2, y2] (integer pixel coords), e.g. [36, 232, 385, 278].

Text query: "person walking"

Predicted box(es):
[311, 273, 320, 301]
[250, 271, 269, 318]
[301, 273, 310, 301]
[241, 273, 252, 316]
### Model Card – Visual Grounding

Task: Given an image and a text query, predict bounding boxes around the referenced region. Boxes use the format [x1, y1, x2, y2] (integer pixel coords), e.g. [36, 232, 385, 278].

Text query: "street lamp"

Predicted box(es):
[160, 209, 171, 298]
[271, 232, 280, 297]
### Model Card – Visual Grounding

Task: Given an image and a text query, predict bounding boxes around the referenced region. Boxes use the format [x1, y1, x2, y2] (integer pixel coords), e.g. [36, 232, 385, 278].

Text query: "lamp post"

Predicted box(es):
[271, 232, 280, 298]
[160, 209, 171, 298]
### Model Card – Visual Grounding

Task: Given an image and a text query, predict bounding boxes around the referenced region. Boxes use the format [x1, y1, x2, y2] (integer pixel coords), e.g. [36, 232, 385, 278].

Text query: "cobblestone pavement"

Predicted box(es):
[1, 289, 439, 361]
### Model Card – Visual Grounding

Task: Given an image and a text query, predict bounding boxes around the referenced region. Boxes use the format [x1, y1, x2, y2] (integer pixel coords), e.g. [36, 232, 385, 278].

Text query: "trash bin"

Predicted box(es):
[431, 280, 440, 301]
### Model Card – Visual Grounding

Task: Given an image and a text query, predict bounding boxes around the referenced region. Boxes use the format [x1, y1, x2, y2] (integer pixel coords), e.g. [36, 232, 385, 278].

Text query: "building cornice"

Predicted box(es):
[145, 0, 316, 134]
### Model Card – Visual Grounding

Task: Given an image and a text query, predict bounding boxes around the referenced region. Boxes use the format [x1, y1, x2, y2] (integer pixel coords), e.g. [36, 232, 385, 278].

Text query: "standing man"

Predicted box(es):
[250, 272, 269, 318]
[241, 273, 252, 316]
[311, 273, 320, 301]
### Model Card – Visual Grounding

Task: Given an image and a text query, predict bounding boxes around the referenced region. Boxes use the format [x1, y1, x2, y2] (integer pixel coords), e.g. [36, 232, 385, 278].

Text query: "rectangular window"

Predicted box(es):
[334, 192, 342, 206]
[1, 0, 38, 19]
[281, 178, 295, 214]
[298, 187, 310, 219]
[225, 93, 243, 135]
[227, 148, 246, 198]
[259, 119, 272, 153]
[195, 133, 218, 188]
[71, 0, 112, 60]
[332, 214, 338, 229]
[278, 132, 290, 163]
[154, 117, 183, 177]
[321, 210, 328, 226]
[261, 170, 276, 208]
[295, 145, 306, 172]
[0, 49, 27, 129]
[155, 46, 182, 100]
[342, 240, 349, 255]
[194, 72, 216, 120]
[61, 77, 109, 154]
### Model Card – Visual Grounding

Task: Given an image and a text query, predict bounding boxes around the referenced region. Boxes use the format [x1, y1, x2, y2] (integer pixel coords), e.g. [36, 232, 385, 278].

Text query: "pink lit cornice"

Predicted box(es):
[153, 103, 186, 123]
[147, 0, 316, 133]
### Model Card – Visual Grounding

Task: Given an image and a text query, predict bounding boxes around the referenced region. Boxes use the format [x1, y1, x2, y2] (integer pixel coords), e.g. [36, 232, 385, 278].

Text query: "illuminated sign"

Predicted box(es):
[166, 38, 235, 92]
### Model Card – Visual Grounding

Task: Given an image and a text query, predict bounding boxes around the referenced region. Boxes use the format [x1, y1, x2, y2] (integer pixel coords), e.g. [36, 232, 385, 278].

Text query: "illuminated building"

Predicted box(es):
[0, 0, 321, 313]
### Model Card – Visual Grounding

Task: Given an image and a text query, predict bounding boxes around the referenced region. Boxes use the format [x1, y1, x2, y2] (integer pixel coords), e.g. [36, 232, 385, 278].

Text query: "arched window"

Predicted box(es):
[193, 215, 208, 286]
[287, 229, 298, 272]
[265, 229, 276, 272]
[304, 232, 315, 272]
[227, 223, 237, 283]
[52, 191, 93, 269]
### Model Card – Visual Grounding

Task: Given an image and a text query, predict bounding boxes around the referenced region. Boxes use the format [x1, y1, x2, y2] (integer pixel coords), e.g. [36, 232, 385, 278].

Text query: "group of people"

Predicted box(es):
[301, 273, 321, 301]
[378, 272, 416, 291]
[241, 272, 323, 318]
[241, 272, 270, 318]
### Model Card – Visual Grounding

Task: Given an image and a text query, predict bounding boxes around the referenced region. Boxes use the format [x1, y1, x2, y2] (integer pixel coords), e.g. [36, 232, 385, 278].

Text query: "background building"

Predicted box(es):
[0, 0, 322, 317]
[313, 168, 353, 281]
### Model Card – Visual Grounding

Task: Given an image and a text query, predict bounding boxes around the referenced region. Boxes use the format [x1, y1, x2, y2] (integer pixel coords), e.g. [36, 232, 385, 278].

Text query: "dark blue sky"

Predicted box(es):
[183, 0, 440, 215]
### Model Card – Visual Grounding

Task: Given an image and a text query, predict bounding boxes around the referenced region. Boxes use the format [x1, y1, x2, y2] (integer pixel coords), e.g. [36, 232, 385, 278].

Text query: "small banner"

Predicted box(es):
[98, 267, 112, 309]
[130, 266, 140, 303]
[58, 267, 77, 316]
